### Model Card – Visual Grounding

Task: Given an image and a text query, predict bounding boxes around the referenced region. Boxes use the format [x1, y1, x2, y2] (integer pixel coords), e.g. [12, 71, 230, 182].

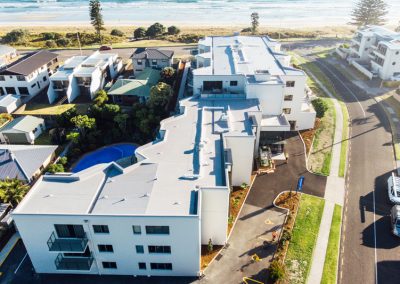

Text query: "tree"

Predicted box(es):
[45, 40, 57, 48]
[71, 115, 96, 138]
[146, 23, 166, 38]
[160, 67, 175, 85]
[66, 131, 80, 144]
[167, 26, 181, 35]
[2, 29, 29, 44]
[312, 98, 329, 118]
[251, 12, 260, 34]
[114, 113, 129, 132]
[149, 82, 172, 112]
[93, 90, 108, 106]
[110, 29, 124, 37]
[56, 37, 71, 47]
[134, 27, 146, 39]
[350, 0, 388, 27]
[47, 163, 65, 174]
[0, 178, 29, 207]
[89, 0, 105, 43]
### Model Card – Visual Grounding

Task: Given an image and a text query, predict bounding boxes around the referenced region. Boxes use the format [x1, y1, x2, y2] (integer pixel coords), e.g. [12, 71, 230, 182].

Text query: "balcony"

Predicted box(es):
[351, 36, 362, 44]
[55, 253, 94, 271]
[47, 231, 88, 252]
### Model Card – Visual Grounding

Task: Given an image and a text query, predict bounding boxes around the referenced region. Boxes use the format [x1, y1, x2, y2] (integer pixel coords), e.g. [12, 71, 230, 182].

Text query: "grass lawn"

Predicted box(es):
[16, 103, 76, 116]
[285, 194, 325, 284]
[339, 101, 349, 177]
[321, 204, 342, 284]
[35, 131, 54, 145]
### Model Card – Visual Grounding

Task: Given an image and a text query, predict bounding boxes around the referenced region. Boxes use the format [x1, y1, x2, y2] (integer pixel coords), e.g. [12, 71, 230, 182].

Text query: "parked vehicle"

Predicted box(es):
[99, 45, 112, 51]
[387, 172, 400, 204]
[390, 205, 400, 237]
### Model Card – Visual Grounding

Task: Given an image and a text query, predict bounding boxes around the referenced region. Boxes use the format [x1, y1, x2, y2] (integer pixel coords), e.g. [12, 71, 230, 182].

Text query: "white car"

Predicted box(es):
[388, 173, 400, 204]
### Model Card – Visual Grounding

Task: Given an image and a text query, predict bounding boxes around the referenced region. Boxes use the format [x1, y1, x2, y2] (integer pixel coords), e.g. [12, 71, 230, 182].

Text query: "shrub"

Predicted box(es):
[167, 25, 180, 35]
[146, 22, 165, 38]
[133, 27, 146, 39]
[47, 163, 65, 174]
[241, 27, 252, 33]
[45, 40, 58, 48]
[269, 260, 286, 282]
[40, 32, 62, 40]
[110, 29, 124, 37]
[312, 98, 329, 118]
[55, 38, 71, 47]
[2, 29, 29, 44]
[279, 230, 292, 246]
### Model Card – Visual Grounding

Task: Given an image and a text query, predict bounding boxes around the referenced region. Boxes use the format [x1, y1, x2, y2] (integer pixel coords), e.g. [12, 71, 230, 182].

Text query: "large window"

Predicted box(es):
[98, 244, 114, 253]
[152, 59, 157, 65]
[5, 87, 16, 95]
[286, 81, 295, 87]
[145, 226, 170, 235]
[150, 263, 172, 270]
[148, 245, 171, 254]
[93, 225, 109, 234]
[102, 262, 117, 269]
[0, 76, 5, 81]
[18, 87, 29, 95]
[230, 81, 238, 86]
[284, 95, 293, 101]
[203, 81, 223, 92]
[16, 75, 25, 81]
[54, 224, 85, 238]
[137, 59, 143, 66]
[132, 225, 141, 235]
[136, 245, 144, 254]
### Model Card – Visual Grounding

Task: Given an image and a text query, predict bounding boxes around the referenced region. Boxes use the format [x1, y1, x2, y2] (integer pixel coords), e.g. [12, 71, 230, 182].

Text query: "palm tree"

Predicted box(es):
[0, 178, 29, 207]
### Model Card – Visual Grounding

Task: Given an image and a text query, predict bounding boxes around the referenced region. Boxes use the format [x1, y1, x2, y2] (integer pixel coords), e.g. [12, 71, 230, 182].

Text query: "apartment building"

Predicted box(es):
[193, 36, 316, 131]
[47, 51, 122, 104]
[341, 26, 400, 80]
[0, 50, 59, 97]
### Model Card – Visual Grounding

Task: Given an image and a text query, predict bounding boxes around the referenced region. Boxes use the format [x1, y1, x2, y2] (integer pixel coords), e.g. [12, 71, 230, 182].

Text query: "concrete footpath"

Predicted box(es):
[305, 68, 346, 284]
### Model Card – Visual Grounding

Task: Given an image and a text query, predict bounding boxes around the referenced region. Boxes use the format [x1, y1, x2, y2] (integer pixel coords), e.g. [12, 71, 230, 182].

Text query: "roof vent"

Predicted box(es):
[173, 201, 180, 205]
[142, 193, 151, 198]
[44, 194, 53, 198]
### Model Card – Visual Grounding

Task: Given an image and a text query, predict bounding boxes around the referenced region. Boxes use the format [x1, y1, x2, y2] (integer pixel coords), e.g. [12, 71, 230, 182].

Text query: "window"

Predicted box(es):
[145, 226, 170, 235]
[132, 225, 141, 235]
[16, 75, 25, 81]
[137, 59, 143, 65]
[31, 83, 37, 89]
[102, 262, 117, 269]
[393, 62, 396, 66]
[138, 262, 146, 270]
[150, 263, 172, 270]
[136, 245, 144, 254]
[18, 87, 29, 95]
[32, 128, 38, 134]
[0, 75, 5, 81]
[284, 95, 293, 101]
[283, 108, 291, 114]
[152, 59, 157, 65]
[93, 225, 109, 234]
[43, 76, 47, 81]
[286, 81, 295, 87]
[54, 224, 85, 238]
[5, 87, 16, 95]
[230, 81, 238, 86]
[148, 245, 171, 254]
[396, 51, 399, 55]
[98, 244, 114, 253]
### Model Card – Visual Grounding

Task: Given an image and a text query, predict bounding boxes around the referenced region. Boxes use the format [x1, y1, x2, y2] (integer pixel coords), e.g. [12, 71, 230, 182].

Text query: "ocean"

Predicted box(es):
[0, 0, 399, 27]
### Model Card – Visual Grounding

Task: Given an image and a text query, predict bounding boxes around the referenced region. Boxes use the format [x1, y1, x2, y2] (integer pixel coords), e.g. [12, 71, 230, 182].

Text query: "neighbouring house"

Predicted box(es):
[0, 115, 45, 144]
[47, 51, 123, 104]
[0, 94, 21, 114]
[108, 67, 161, 104]
[0, 50, 59, 98]
[336, 25, 400, 80]
[0, 45, 17, 69]
[131, 48, 174, 74]
[0, 144, 57, 183]
[11, 36, 314, 277]
[0, 203, 13, 227]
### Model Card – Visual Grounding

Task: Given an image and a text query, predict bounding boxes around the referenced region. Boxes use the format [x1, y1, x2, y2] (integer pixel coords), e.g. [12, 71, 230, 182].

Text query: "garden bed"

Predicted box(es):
[200, 245, 224, 271]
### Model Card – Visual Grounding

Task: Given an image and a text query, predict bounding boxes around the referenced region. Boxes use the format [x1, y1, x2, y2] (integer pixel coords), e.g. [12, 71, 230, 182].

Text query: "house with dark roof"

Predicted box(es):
[131, 48, 174, 74]
[0, 144, 57, 183]
[0, 50, 59, 98]
[0, 115, 45, 144]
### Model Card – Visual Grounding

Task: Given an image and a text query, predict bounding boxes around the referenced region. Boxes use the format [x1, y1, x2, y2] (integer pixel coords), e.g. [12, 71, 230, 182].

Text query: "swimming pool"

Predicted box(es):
[72, 144, 137, 173]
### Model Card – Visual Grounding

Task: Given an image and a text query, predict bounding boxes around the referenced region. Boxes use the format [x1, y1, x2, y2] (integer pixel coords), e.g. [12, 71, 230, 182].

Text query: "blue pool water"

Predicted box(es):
[72, 144, 137, 173]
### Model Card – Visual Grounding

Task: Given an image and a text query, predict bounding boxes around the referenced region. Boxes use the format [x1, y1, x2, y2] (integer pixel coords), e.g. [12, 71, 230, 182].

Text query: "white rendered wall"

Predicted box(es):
[245, 83, 285, 115]
[12, 214, 201, 276]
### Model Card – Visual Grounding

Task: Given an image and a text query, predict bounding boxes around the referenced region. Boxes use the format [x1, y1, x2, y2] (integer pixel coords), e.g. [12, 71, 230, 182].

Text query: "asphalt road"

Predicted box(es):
[301, 53, 400, 284]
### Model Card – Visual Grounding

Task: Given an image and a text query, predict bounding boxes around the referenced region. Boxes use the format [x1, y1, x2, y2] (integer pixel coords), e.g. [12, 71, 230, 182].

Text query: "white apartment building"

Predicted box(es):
[47, 51, 123, 104]
[340, 26, 400, 80]
[0, 50, 59, 98]
[193, 36, 316, 131]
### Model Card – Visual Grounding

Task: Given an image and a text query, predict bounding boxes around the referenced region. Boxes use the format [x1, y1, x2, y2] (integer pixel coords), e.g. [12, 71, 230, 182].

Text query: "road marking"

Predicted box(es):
[243, 277, 264, 284]
[372, 188, 379, 284]
[14, 253, 27, 275]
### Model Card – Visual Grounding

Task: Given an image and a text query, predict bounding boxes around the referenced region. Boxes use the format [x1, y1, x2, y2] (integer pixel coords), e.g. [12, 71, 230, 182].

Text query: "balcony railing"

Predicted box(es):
[47, 231, 89, 252]
[55, 253, 94, 271]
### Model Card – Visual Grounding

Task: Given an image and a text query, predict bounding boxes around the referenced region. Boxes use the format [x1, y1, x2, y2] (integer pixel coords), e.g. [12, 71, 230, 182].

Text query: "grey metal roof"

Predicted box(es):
[0, 50, 58, 76]
[0, 116, 44, 134]
[0, 145, 57, 182]
[132, 48, 174, 60]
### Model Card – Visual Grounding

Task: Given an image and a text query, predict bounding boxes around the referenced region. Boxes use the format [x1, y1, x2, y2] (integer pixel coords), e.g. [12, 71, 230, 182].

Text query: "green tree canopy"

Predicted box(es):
[160, 67, 175, 85]
[251, 12, 260, 34]
[350, 0, 388, 26]
[47, 163, 65, 174]
[2, 29, 29, 44]
[312, 98, 329, 118]
[110, 29, 124, 37]
[134, 27, 147, 39]
[167, 26, 181, 35]
[0, 178, 29, 207]
[66, 131, 80, 144]
[146, 23, 166, 38]
[149, 82, 172, 110]
[71, 115, 96, 138]
[89, 0, 105, 42]
[93, 90, 108, 106]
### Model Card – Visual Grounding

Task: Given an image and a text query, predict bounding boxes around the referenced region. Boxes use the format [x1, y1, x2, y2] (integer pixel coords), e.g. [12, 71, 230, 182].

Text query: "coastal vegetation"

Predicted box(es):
[350, 0, 388, 26]
[89, 0, 106, 42]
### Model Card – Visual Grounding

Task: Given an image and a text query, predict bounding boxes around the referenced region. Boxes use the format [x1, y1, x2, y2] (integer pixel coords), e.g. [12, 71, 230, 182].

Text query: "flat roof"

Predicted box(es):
[14, 98, 260, 216]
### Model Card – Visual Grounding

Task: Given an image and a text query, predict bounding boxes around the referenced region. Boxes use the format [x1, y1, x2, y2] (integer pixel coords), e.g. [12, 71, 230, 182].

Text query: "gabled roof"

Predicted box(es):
[0, 50, 58, 76]
[0, 115, 44, 134]
[108, 68, 161, 97]
[131, 48, 174, 60]
[0, 144, 57, 182]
